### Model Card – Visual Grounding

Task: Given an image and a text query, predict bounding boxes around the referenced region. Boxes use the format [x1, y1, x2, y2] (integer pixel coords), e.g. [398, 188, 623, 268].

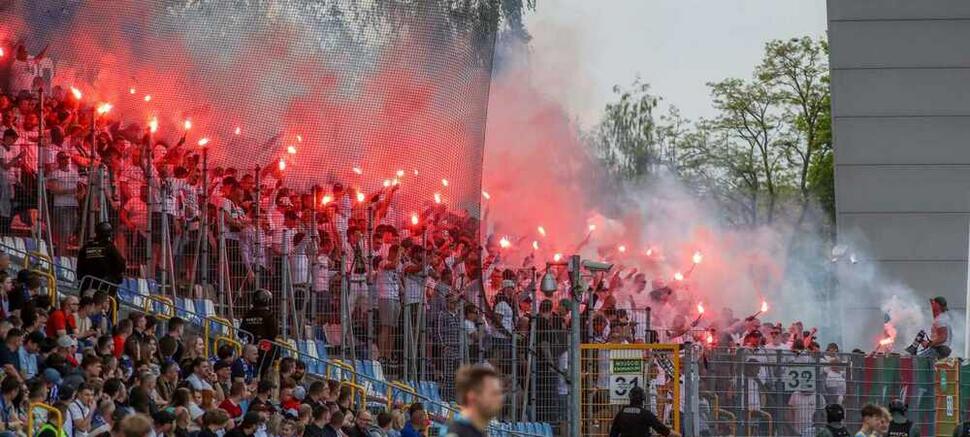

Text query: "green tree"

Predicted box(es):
[589, 79, 662, 180]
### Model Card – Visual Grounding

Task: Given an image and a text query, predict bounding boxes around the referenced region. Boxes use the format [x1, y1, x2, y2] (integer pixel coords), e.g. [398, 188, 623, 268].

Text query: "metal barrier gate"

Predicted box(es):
[580, 343, 681, 437]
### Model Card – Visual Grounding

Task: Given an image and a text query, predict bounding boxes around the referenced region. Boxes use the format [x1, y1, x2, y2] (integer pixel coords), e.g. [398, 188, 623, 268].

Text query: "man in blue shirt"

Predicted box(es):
[17, 331, 42, 380]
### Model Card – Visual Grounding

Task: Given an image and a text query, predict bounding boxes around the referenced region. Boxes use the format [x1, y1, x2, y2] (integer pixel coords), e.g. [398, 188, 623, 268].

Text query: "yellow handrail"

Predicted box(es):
[108, 296, 118, 325]
[24, 251, 53, 274]
[214, 335, 243, 357]
[144, 295, 175, 320]
[338, 381, 370, 410]
[204, 316, 235, 353]
[31, 269, 57, 303]
[386, 380, 418, 409]
[747, 409, 772, 437]
[28, 402, 63, 435]
[329, 359, 356, 385]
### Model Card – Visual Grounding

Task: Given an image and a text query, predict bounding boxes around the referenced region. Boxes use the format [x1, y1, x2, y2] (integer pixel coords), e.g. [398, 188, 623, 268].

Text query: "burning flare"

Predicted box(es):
[434, 193, 442, 204]
[553, 253, 563, 262]
[129, 87, 136, 94]
[499, 237, 511, 249]
[148, 117, 159, 134]
[411, 213, 420, 226]
[277, 159, 286, 171]
[287, 146, 297, 155]
[441, 178, 449, 187]
[143, 95, 152, 102]
[697, 302, 705, 314]
[705, 332, 715, 345]
[645, 248, 653, 256]
[321, 194, 333, 205]
[760, 300, 769, 313]
[588, 224, 596, 231]
[352, 167, 363, 175]
[692, 251, 703, 264]
[673, 272, 684, 281]
[482, 191, 491, 200]
[70, 86, 82, 100]
[382, 180, 391, 188]
[537, 226, 546, 237]
[396, 169, 405, 178]
[618, 245, 627, 253]
[878, 337, 894, 346]
[296, 135, 303, 143]
[532, 241, 539, 251]
[197, 138, 210, 147]
[95, 103, 113, 115]
[234, 127, 242, 135]
[183, 120, 192, 130]
[356, 192, 365, 203]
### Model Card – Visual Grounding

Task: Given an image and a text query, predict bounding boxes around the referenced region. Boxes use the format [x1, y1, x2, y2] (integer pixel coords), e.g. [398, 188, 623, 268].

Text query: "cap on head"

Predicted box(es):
[628, 386, 646, 406]
[931, 296, 948, 310]
[888, 399, 907, 415]
[825, 403, 845, 423]
[95, 222, 113, 239]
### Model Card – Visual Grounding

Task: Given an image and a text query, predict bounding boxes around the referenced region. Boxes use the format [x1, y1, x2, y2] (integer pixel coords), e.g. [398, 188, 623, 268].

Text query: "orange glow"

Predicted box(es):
[287, 146, 297, 154]
[352, 167, 363, 175]
[482, 191, 491, 200]
[879, 337, 894, 346]
[532, 241, 539, 251]
[356, 192, 366, 203]
[441, 178, 449, 187]
[499, 237, 511, 249]
[392, 178, 400, 186]
[321, 195, 333, 205]
[0, 48, 4, 58]
[410, 213, 419, 226]
[692, 251, 703, 264]
[697, 302, 705, 314]
[234, 127, 242, 135]
[760, 300, 769, 313]
[537, 226, 546, 237]
[705, 332, 714, 345]
[95, 103, 113, 115]
[618, 245, 627, 253]
[588, 224, 596, 231]
[278, 159, 286, 171]
[382, 179, 391, 188]
[129, 87, 136, 94]
[197, 138, 210, 147]
[70, 86, 82, 100]
[183, 120, 192, 130]
[553, 253, 563, 262]
[148, 117, 159, 134]
[396, 169, 405, 178]
[143, 95, 152, 102]
[673, 272, 684, 281]
[434, 193, 442, 204]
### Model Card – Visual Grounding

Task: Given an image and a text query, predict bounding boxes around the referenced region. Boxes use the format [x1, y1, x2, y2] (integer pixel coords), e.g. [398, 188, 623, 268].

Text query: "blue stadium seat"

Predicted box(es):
[314, 340, 329, 363]
[55, 256, 77, 282]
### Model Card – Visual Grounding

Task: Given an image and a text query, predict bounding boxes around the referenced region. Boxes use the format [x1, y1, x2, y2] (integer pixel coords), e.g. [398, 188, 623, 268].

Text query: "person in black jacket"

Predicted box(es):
[76, 222, 126, 294]
[609, 386, 681, 437]
[239, 289, 278, 376]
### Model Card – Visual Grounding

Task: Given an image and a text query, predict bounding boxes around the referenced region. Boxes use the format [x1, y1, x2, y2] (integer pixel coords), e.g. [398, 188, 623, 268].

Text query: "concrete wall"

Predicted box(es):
[828, 0, 970, 341]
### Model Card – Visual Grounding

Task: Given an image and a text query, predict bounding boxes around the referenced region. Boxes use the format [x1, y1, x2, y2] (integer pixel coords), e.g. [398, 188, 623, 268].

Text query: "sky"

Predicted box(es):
[524, 0, 828, 127]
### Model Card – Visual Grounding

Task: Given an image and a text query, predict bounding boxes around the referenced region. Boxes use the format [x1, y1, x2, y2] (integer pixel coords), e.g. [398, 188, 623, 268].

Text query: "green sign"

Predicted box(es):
[612, 359, 642, 374]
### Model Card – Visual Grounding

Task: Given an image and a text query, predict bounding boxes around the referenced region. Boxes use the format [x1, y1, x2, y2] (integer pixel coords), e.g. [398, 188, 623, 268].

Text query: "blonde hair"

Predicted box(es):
[391, 409, 406, 430]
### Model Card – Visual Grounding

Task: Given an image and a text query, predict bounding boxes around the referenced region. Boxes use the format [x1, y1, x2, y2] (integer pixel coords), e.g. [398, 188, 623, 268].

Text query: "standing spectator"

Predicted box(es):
[0, 129, 25, 233]
[8, 44, 50, 94]
[46, 151, 81, 254]
[376, 245, 401, 361]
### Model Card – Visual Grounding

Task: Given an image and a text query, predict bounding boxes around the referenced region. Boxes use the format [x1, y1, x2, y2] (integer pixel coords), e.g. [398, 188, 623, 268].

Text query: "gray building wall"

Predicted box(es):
[829, 0, 970, 343]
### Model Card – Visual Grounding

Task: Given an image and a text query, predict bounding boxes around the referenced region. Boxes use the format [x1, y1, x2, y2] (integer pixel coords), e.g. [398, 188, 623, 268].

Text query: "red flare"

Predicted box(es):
[234, 127, 242, 135]
[396, 169, 405, 178]
[618, 245, 626, 253]
[352, 167, 363, 175]
[697, 302, 705, 314]
[296, 135, 303, 143]
[879, 337, 894, 346]
[760, 300, 769, 313]
[410, 213, 419, 226]
[321, 195, 333, 205]
[692, 251, 703, 264]
[537, 226, 546, 237]
[588, 224, 596, 231]
[356, 192, 365, 203]
[70, 86, 82, 100]
[673, 272, 684, 281]
[129, 87, 136, 94]
[705, 332, 714, 345]
[553, 253, 563, 262]
[148, 117, 159, 134]
[499, 237, 511, 249]
[532, 241, 539, 251]
[382, 179, 391, 188]
[183, 119, 192, 130]
[441, 178, 449, 187]
[278, 159, 286, 171]
[197, 138, 210, 147]
[95, 103, 113, 115]
[433, 193, 442, 204]
[286, 146, 297, 155]
[143, 95, 152, 102]
[482, 191, 491, 200]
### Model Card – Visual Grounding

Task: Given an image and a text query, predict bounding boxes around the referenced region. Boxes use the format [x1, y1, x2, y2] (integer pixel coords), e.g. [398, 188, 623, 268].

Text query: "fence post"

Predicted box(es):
[568, 255, 581, 437]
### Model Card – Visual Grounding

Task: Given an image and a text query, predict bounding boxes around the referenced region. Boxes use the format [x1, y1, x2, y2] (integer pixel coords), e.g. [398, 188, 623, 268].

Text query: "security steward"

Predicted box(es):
[815, 404, 850, 437]
[240, 288, 279, 377]
[609, 386, 681, 437]
[887, 399, 919, 437]
[76, 222, 126, 295]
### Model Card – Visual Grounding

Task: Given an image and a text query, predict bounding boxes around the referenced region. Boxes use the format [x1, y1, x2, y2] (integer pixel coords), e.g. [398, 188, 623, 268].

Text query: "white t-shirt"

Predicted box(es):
[933, 311, 954, 349]
[66, 399, 90, 437]
[48, 165, 81, 207]
[9, 57, 40, 93]
[376, 264, 401, 300]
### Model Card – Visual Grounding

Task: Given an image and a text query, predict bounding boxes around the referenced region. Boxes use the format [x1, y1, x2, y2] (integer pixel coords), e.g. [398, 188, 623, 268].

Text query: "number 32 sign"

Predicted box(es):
[784, 366, 816, 392]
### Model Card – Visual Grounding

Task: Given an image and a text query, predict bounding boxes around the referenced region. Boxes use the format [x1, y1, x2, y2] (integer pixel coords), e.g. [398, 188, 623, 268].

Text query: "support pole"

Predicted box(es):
[568, 255, 581, 437]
